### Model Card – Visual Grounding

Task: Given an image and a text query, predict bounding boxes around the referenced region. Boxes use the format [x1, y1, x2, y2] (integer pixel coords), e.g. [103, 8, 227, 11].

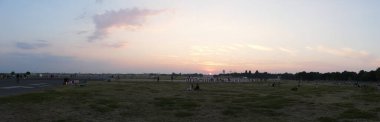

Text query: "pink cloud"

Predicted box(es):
[88, 8, 164, 42]
[309, 45, 370, 58]
[248, 44, 274, 51]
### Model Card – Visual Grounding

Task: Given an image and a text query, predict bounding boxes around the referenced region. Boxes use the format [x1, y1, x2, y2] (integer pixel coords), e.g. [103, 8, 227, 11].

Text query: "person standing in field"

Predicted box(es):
[63, 78, 69, 85]
[157, 76, 160, 82]
[16, 74, 20, 84]
[194, 83, 200, 90]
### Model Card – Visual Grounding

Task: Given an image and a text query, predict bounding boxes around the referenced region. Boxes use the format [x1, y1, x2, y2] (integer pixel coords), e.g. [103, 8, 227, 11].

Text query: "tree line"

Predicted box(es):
[218, 68, 380, 82]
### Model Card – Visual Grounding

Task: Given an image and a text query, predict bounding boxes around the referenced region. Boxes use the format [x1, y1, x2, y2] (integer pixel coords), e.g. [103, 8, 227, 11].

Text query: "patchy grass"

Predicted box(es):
[352, 93, 380, 102]
[360, 86, 378, 93]
[339, 108, 377, 119]
[370, 107, 380, 113]
[88, 98, 120, 113]
[174, 111, 194, 117]
[0, 80, 379, 122]
[318, 117, 338, 122]
[332, 102, 354, 108]
[221, 109, 237, 117]
[153, 97, 200, 110]
[0, 90, 62, 104]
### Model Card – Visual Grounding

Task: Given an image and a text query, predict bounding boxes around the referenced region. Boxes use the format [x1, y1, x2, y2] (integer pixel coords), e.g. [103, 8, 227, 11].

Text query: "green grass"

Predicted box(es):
[0, 90, 62, 104]
[352, 93, 380, 102]
[332, 102, 354, 108]
[221, 109, 237, 117]
[318, 117, 338, 122]
[0, 80, 379, 122]
[174, 111, 194, 117]
[153, 97, 200, 110]
[370, 107, 380, 113]
[87, 98, 120, 113]
[339, 108, 377, 119]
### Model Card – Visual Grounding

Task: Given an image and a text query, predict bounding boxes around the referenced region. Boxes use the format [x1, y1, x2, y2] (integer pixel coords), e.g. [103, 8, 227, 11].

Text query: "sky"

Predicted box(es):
[0, 0, 380, 74]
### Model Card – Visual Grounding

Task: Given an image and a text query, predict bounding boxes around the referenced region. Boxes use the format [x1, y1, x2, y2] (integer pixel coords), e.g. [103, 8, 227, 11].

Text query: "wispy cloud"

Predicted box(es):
[310, 45, 369, 58]
[248, 44, 274, 51]
[305, 46, 313, 50]
[88, 8, 164, 42]
[76, 12, 88, 20]
[15, 40, 50, 50]
[200, 61, 230, 66]
[189, 46, 216, 56]
[0, 52, 115, 73]
[77, 30, 88, 35]
[278, 47, 297, 56]
[103, 42, 127, 48]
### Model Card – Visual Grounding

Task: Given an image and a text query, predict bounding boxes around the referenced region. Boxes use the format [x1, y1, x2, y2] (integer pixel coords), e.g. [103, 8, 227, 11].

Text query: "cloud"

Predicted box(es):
[76, 12, 88, 20]
[189, 45, 226, 57]
[77, 31, 88, 35]
[104, 42, 127, 48]
[88, 8, 164, 42]
[0, 52, 115, 73]
[278, 47, 297, 56]
[248, 45, 274, 51]
[305, 46, 313, 50]
[312, 45, 369, 58]
[200, 61, 231, 67]
[15, 40, 50, 50]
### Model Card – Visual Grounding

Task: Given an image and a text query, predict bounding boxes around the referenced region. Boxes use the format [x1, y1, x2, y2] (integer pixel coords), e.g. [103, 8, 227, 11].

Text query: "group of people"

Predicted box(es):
[63, 78, 80, 85]
[187, 83, 200, 91]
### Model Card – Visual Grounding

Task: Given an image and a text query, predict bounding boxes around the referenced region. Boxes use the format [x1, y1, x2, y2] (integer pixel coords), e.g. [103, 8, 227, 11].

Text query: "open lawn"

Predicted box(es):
[0, 80, 380, 122]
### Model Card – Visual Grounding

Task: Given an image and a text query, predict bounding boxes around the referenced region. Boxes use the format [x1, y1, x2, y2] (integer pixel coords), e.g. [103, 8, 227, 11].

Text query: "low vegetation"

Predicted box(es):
[0, 80, 379, 122]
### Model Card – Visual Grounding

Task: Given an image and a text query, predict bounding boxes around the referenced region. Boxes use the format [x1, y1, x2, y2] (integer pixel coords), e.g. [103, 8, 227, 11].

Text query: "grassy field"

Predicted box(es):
[0, 80, 380, 122]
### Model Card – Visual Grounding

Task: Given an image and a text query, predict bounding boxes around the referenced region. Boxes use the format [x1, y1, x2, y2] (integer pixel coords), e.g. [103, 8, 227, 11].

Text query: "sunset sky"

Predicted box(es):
[0, 0, 379, 74]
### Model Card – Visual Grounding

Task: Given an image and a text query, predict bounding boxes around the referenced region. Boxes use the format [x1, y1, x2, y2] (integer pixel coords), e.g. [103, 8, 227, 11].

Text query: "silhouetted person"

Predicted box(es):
[355, 81, 360, 87]
[16, 74, 20, 84]
[194, 83, 200, 90]
[171, 75, 174, 81]
[157, 76, 160, 82]
[63, 78, 69, 85]
[291, 87, 298, 91]
[187, 84, 194, 91]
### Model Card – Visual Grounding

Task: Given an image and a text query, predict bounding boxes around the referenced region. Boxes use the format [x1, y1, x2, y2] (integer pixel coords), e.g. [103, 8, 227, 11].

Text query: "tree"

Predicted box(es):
[11, 71, 15, 76]
[358, 70, 370, 81]
[243, 70, 248, 77]
[26, 71, 31, 76]
[369, 70, 377, 81]
[254, 70, 260, 80]
[248, 70, 252, 79]
[262, 72, 269, 81]
[376, 68, 380, 83]
[295, 71, 307, 81]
